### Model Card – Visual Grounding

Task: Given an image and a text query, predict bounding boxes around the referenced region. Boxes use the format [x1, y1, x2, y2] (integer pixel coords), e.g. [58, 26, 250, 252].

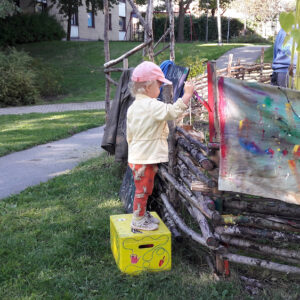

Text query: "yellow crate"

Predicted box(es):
[110, 212, 171, 274]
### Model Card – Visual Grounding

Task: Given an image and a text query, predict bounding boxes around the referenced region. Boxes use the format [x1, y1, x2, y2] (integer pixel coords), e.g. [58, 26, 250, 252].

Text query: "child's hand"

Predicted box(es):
[184, 81, 194, 97]
[182, 81, 195, 106]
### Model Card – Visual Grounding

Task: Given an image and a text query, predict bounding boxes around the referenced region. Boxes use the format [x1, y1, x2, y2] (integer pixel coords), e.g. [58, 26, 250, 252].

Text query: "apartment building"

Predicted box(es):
[19, 0, 133, 41]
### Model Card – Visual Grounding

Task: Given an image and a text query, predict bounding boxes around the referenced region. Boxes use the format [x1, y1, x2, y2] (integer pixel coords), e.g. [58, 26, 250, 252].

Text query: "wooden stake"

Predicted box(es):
[103, 0, 111, 117]
[166, 0, 175, 61]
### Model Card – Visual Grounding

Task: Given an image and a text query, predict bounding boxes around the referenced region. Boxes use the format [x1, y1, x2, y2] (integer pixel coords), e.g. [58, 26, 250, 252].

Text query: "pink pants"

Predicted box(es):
[129, 163, 158, 217]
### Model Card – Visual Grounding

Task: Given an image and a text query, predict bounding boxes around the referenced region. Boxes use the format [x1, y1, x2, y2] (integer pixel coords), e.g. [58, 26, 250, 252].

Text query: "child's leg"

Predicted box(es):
[129, 163, 157, 217]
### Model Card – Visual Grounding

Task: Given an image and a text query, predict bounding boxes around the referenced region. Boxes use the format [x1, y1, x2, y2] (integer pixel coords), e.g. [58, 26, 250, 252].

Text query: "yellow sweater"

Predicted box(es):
[126, 93, 187, 164]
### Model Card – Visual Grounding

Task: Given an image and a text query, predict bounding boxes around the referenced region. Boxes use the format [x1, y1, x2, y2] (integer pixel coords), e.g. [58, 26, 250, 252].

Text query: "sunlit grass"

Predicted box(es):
[17, 41, 248, 104]
[0, 110, 105, 157]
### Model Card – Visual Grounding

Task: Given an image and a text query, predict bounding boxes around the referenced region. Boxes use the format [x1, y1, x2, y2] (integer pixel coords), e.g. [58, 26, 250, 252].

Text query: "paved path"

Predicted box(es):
[216, 45, 271, 69]
[0, 45, 271, 199]
[0, 101, 105, 115]
[0, 126, 105, 199]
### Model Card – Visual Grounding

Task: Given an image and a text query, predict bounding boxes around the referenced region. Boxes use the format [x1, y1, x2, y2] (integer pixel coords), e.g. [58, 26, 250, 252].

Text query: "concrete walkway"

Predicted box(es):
[0, 101, 105, 115]
[216, 45, 270, 69]
[0, 126, 105, 199]
[0, 45, 271, 200]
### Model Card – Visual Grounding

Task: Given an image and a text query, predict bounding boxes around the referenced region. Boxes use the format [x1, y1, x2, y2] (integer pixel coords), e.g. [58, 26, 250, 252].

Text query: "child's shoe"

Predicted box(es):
[131, 215, 159, 231]
[145, 211, 160, 224]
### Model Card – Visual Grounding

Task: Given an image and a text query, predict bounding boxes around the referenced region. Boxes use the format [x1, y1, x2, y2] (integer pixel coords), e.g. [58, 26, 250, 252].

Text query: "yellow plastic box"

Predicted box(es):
[110, 212, 171, 274]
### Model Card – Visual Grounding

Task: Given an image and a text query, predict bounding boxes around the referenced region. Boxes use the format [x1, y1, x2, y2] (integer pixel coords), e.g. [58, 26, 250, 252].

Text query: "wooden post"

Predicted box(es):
[207, 61, 220, 142]
[123, 58, 128, 70]
[162, 84, 177, 206]
[260, 47, 265, 82]
[227, 54, 233, 77]
[103, 0, 110, 118]
[167, 0, 175, 62]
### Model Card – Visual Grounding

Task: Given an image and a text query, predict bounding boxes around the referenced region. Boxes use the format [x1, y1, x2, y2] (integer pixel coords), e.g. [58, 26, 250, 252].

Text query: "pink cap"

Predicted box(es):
[131, 61, 172, 85]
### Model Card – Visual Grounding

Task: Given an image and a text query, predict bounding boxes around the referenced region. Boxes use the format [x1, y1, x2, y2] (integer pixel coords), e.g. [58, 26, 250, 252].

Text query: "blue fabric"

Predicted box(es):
[160, 60, 174, 76]
[159, 60, 185, 99]
[272, 29, 297, 72]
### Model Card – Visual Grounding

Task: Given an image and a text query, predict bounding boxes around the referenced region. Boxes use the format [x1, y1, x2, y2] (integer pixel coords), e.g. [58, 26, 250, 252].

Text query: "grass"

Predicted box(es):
[17, 41, 250, 104]
[0, 110, 105, 157]
[0, 154, 300, 299]
[263, 45, 274, 63]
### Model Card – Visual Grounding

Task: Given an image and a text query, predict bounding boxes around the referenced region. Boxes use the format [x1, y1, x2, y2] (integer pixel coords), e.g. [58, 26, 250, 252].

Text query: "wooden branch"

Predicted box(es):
[166, 0, 175, 61]
[160, 193, 207, 246]
[177, 152, 216, 188]
[162, 84, 177, 206]
[104, 68, 125, 73]
[158, 166, 220, 222]
[218, 214, 300, 233]
[161, 206, 182, 240]
[215, 225, 300, 243]
[223, 197, 300, 219]
[127, 0, 150, 35]
[105, 75, 118, 86]
[103, 0, 111, 116]
[191, 181, 213, 193]
[103, 39, 153, 69]
[217, 235, 300, 260]
[223, 253, 300, 274]
[153, 27, 171, 49]
[176, 126, 208, 152]
[154, 44, 170, 57]
[160, 193, 226, 254]
[177, 137, 214, 170]
[178, 194, 219, 248]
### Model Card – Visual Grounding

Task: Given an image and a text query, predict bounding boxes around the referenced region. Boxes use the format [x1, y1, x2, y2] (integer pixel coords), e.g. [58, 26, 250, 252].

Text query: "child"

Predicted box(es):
[127, 61, 194, 231]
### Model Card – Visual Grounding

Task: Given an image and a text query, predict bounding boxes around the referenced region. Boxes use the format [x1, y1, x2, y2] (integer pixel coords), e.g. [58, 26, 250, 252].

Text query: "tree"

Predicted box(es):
[199, 0, 232, 17]
[0, 0, 20, 19]
[177, 0, 194, 42]
[50, 0, 118, 41]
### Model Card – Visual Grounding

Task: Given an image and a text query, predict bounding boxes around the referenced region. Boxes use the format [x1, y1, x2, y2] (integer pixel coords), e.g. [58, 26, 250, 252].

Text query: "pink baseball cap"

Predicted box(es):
[131, 61, 172, 85]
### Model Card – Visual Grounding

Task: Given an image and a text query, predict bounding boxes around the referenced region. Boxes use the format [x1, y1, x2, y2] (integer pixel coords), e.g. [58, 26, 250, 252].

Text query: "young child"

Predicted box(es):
[127, 61, 194, 231]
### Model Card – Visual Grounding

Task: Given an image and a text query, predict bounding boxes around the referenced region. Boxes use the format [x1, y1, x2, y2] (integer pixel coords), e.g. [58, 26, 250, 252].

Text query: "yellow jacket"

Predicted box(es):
[126, 93, 187, 164]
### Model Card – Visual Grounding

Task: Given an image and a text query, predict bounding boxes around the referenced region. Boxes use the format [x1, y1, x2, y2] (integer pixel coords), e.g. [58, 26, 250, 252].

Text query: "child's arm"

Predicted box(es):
[151, 82, 194, 121]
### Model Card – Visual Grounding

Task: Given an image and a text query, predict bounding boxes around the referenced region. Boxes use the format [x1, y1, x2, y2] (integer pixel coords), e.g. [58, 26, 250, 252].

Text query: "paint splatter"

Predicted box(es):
[265, 148, 275, 157]
[293, 145, 300, 158]
[264, 97, 273, 108]
[282, 149, 289, 156]
[239, 138, 264, 155]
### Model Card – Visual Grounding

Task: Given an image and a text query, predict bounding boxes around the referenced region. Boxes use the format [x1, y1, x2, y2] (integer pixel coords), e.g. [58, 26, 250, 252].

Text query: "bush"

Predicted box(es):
[0, 49, 39, 107]
[0, 13, 65, 46]
[184, 56, 207, 78]
[31, 59, 64, 98]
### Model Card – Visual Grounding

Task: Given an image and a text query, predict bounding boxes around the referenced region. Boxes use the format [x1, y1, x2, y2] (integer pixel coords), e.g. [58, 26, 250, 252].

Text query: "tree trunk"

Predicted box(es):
[177, 1, 185, 42]
[67, 6, 72, 41]
[216, 0, 222, 45]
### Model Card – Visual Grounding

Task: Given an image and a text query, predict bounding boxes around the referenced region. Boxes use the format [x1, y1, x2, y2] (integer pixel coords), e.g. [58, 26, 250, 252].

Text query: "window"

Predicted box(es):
[109, 13, 112, 31]
[119, 16, 126, 31]
[87, 12, 95, 28]
[71, 11, 78, 26]
[35, 0, 47, 13]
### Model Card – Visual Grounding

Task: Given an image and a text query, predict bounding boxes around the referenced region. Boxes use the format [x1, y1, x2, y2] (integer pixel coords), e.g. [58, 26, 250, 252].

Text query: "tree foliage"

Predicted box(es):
[0, 0, 20, 19]
[199, 0, 233, 16]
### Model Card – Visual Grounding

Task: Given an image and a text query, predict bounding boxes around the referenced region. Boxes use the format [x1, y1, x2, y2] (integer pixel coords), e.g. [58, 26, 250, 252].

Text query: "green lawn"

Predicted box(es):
[0, 110, 105, 157]
[1, 154, 299, 299]
[264, 45, 274, 63]
[17, 41, 249, 104]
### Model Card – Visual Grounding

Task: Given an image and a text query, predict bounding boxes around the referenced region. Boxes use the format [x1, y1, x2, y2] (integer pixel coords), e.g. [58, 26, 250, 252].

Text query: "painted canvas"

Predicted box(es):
[218, 77, 300, 205]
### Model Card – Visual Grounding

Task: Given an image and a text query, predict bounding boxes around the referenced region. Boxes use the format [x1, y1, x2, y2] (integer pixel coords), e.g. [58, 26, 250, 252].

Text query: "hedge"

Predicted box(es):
[0, 13, 65, 46]
[153, 15, 252, 42]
